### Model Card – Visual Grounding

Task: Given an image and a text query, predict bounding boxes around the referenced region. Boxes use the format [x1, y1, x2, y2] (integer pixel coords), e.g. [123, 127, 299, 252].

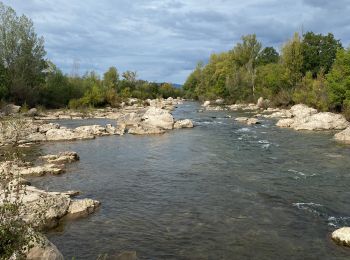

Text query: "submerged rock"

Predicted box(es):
[174, 119, 194, 129]
[235, 117, 260, 125]
[332, 227, 350, 247]
[40, 151, 80, 164]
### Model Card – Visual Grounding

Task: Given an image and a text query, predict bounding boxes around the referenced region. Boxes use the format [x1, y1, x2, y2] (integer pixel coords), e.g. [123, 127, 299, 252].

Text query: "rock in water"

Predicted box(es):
[67, 199, 101, 218]
[141, 107, 174, 130]
[174, 119, 194, 129]
[332, 227, 350, 247]
[334, 127, 350, 144]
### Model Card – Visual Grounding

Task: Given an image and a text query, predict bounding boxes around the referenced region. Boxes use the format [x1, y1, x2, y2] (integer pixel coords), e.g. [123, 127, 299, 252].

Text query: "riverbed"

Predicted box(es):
[30, 102, 350, 259]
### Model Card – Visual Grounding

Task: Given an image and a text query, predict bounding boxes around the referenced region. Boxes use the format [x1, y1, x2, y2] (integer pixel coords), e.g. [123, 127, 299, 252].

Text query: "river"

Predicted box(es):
[29, 102, 350, 259]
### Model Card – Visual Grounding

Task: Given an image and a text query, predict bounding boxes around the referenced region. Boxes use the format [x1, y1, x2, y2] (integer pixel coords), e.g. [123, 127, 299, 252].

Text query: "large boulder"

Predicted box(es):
[292, 112, 349, 131]
[290, 104, 317, 118]
[174, 119, 194, 129]
[26, 108, 38, 117]
[332, 227, 350, 247]
[141, 107, 174, 130]
[2, 104, 21, 115]
[334, 127, 350, 144]
[19, 186, 72, 230]
[276, 104, 349, 131]
[117, 112, 143, 126]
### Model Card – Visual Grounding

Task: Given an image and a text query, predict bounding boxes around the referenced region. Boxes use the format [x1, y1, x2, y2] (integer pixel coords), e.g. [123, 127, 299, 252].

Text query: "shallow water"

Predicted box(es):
[30, 102, 350, 259]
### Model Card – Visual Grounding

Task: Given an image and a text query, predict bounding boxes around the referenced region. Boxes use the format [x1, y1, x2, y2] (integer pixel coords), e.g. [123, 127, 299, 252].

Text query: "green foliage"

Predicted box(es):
[293, 71, 329, 111]
[103, 66, 119, 89]
[257, 47, 279, 66]
[255, 63, 288, 100]
[281, 33, 303, 88]
[326, 48, 350, 112]
[0, 2, 47, 106]
[301, 32, 342, 77]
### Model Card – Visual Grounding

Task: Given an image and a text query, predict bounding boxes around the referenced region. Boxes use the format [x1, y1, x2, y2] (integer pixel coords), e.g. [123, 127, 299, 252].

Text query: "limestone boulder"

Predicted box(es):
[332, 227, 350, 247]
[334, 127, 350, 144]
[174, 119, 194, 129]
[141, 107, 174, 130]
[66, 198, 101, 218]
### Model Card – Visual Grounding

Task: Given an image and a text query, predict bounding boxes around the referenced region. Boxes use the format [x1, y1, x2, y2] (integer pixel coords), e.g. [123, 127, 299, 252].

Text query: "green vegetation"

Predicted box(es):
[0, 2, 182, 110]
[184, 31, 350, 118]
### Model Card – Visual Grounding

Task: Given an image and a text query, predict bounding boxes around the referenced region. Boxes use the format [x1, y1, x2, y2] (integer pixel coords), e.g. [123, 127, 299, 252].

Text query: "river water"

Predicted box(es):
[29, 102, 350, 259]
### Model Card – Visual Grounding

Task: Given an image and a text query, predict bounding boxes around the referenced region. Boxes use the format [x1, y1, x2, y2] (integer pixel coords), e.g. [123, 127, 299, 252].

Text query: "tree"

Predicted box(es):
[0, 62, 8, 100]
[326, 48, 350, 112]
[122, 71, 137, 83]
[301, 32, 342, 77]
[0, 2, 47, 105]
[257, 47, 279, 66]
[232, 34, 262, 97]
[281, 33, 303, 88]
[103, 66, 119, 89]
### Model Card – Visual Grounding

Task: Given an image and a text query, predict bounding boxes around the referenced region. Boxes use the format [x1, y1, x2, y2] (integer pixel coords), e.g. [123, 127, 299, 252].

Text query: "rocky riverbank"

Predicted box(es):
[0, 97, 194, 147]
[0, 97, 195, 258]
[0, 150, 100, 259]
[202, 99, 350, 145]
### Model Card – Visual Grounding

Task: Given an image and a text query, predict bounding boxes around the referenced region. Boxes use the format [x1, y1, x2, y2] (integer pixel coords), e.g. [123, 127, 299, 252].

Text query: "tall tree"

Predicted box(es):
[281, 33, 303, 88]
[257, 47, 279, 66]
[0, 2, 47, 105]
[326, 48, 350, 111]
[301, 32, 342, 77]
[232, 34, 262, 97]
[103, 66, 119, 89]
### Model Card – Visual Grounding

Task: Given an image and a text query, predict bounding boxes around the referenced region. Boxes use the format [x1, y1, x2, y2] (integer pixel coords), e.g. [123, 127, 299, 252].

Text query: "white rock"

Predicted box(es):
[74, 125, 107, 136]
[67, 199, 101, 218]
[141, 107, 174, 130]
[257, 97, 264, 108]
[332, 227, 350, 247]
[290, 104, 318, 118]
[174, 119, 194, 129]
[203, 101, 211, 107]
[46, 128, 94, 141]
[334, 127, 350, 144]
[128, 124, 165, 135]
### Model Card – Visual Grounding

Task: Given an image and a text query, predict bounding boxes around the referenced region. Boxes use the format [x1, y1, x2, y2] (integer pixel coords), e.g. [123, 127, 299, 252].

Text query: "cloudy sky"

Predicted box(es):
[3, 0, 350, 84]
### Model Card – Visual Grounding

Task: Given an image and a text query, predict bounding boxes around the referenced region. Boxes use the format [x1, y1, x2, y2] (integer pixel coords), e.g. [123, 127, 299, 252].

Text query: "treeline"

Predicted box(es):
[184, 32, 350, 118]
[0, 2, 182, 109]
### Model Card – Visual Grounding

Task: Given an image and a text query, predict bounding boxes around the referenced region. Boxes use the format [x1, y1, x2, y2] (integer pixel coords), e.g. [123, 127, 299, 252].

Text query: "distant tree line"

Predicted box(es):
[0, 2, 182, 110]
[184, 32, 350, 119]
